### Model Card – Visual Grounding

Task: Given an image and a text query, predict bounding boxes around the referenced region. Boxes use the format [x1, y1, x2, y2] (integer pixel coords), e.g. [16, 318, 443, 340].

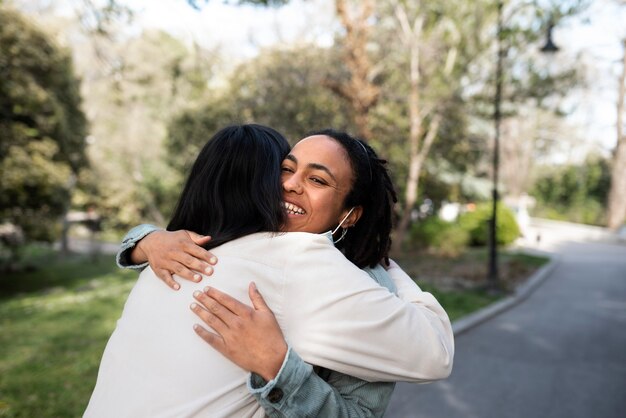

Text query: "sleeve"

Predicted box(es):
[115, 224, 161, 271]
[249, 347, 394, 418]
[281, 234, 454, 383]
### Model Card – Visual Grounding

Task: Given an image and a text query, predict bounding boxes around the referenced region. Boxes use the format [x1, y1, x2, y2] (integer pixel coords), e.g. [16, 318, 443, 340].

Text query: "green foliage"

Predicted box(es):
[416, 281, 501, 321]
[228, 47, 353, 142]
[410, 217, 470, 256]
[80, 29, 209, 229]
[0, 7, 87, 243]
[459, 203, 520, 246]
[0, 140, 70, 241]
[530, 155, 610, 225]
[166, 97, 238, 175]
[166, 45, 353, 174]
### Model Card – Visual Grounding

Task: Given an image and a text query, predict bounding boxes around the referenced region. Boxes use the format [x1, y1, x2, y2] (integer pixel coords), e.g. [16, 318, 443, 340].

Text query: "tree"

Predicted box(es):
[531, 155, 610, 225]
[76, 29, 214, 228]
[607, 39, 626, 230]
[227, 46, 353, 142]
[0, 6, 87, 244]
[388, 0, 454, 250]
[166, 45, 353, 174]
[324, 0, 380, 141]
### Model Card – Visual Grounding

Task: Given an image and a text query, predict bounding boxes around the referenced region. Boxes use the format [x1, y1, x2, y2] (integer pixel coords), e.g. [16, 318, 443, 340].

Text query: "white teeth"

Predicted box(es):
[283, 202, 305, 215]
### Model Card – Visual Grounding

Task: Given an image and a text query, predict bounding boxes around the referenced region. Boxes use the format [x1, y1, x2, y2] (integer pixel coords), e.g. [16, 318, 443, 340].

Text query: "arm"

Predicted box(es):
[281, 234, 454, 383]
[250, 350, 394, 418]
[192, 283, 394, 418]
[116, 224, 161, 270]
[116, 224, 218, 290]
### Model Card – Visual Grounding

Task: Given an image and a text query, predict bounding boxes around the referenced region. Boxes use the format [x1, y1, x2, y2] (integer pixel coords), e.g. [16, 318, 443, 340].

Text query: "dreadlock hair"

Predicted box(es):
[167, 124, 290, 250]
[307, 129, 398, 269]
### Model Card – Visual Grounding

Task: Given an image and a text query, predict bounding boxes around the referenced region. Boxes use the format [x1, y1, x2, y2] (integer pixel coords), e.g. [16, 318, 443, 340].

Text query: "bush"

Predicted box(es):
[530, 155, 610, 226]
[410, 217, 470, 256]
[459, 203, 520, 246]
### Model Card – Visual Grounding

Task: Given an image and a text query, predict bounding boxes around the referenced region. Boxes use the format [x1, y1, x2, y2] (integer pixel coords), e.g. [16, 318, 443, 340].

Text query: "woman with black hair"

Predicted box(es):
[93, 125, 453, 417]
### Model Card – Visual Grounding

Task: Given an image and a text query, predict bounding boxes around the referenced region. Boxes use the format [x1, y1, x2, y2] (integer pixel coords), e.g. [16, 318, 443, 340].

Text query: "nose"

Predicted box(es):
[282, 173, 303, 194]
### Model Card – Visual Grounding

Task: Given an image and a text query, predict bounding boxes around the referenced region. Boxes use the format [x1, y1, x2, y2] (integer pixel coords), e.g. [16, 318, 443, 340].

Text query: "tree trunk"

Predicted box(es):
[607, 39, 626, 231]
[326, 0, 379, 141]
[391, 4, 442, 252]
[394, 115, 441, 251]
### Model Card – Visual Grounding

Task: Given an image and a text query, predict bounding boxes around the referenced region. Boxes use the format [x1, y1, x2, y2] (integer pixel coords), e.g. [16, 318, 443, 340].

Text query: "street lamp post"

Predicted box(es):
[487, 0, 505, 292]
[487, 2, 559, 292]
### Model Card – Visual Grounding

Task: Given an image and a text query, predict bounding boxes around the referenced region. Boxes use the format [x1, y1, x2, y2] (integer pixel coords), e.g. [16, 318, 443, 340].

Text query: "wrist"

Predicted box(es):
[257, 341, 288, 382]
[130, 239, 149, 264]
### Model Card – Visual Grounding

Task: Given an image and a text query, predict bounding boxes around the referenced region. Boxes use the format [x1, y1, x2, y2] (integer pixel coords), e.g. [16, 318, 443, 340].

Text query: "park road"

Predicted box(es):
[386, 239, 626, 418]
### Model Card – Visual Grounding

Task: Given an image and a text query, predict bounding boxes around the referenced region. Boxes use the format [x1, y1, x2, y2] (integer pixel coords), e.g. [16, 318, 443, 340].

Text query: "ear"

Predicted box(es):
[341, 206, 363, 228]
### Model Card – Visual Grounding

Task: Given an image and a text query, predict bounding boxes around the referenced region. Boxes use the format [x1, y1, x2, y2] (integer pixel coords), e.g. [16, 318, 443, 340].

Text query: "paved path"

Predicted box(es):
[54, 237, 120, 255]
[386, 239, 626, 418]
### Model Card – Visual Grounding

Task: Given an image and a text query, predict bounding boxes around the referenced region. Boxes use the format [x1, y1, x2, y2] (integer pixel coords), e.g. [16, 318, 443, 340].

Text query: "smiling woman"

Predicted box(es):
[281, 134, 360, 236]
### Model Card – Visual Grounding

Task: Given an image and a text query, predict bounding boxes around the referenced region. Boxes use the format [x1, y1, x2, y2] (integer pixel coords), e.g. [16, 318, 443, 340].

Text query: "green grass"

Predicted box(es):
[0, 250, 135, 418]
[415, 281, 501, 321]
[0, 246, 548, 417]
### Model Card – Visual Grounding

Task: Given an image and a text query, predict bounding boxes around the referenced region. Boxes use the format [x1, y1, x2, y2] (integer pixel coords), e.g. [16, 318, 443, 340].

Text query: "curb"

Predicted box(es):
[451, 253, 561, 336]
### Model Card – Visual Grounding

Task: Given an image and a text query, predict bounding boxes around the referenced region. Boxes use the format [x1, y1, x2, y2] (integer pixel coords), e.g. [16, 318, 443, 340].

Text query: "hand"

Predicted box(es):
[132, 230, 218, 290]
[191, 282, 288, 381]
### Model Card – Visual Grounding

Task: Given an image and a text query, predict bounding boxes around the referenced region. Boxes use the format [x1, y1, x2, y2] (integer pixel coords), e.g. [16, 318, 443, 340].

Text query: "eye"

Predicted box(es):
[310, 177, 327, 186]
[281, 166, 294, 173]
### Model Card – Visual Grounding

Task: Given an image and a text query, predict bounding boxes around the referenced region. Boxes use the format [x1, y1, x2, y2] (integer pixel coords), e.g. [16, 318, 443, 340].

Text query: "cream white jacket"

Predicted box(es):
[84, 232, 454, 418]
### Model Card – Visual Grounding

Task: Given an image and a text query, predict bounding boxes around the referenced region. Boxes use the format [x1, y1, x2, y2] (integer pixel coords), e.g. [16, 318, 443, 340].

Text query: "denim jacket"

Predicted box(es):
[117, 225, 396, 417]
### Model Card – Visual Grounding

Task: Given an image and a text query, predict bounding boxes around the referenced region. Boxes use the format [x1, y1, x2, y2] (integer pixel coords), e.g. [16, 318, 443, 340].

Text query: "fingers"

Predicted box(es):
[155, 269, 180, 291]
[192, 290, 238, 328]
[184, 231, 218, 266]
[248, 282, 270, 312]
[204, 286, 251, 317]
[178, 231, 218, 275]
[167, 261, 203, 284]
[180, 244, 217, 274]
[187, 231, 212, 246]
[176, 253, 214, 278]
[190, 300, 229, 337]
[193, 324, 226, 353]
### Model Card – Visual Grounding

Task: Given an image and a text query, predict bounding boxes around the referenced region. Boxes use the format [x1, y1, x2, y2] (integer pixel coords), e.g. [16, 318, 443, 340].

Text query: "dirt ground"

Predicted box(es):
[392, 248, 548, 292]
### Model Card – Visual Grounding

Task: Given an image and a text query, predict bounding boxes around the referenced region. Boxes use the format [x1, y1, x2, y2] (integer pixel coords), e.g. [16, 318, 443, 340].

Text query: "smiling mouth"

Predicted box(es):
[283, 201, 306, 215]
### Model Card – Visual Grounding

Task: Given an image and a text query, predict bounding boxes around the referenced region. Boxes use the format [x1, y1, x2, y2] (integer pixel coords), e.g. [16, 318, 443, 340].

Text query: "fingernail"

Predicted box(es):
[205, 266, 213, 275]
[209, 256, 217, 264]
[203, 286, 211, 293]
[194, 274, 202, 282]
[193, 290, 201, 298]
[193, 324, 201, 331]
[173, 283, 180, 290]
[190, 303, 198, 309]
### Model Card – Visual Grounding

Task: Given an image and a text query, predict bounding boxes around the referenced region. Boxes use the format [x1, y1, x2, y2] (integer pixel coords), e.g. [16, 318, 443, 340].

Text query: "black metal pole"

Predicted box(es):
[488, 0, 504, 292]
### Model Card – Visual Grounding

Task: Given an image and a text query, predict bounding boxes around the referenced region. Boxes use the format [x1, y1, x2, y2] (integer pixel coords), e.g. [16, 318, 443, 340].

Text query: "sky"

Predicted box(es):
[16, 0, 626, 158]
[119, 0, 336, 56]
[556, 0, 626, 156]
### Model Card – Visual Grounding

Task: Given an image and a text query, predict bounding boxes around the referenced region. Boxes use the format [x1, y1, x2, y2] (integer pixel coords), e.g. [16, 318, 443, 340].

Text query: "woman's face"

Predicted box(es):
[281, 135, 357, 233]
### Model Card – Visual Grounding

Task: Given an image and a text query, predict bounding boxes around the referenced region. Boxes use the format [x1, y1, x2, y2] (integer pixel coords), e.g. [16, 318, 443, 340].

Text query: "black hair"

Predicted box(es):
[167, 124, 290, 250]
[307, 128, 398, 268]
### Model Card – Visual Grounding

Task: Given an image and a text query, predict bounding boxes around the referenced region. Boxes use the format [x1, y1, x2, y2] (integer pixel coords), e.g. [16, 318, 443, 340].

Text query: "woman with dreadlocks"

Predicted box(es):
[107, 128, 453, 417]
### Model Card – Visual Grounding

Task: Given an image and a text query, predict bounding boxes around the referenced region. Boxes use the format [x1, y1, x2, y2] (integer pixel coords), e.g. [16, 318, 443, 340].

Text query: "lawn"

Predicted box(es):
[0, 248, 135, 418]
[0, 245, 548, 417]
